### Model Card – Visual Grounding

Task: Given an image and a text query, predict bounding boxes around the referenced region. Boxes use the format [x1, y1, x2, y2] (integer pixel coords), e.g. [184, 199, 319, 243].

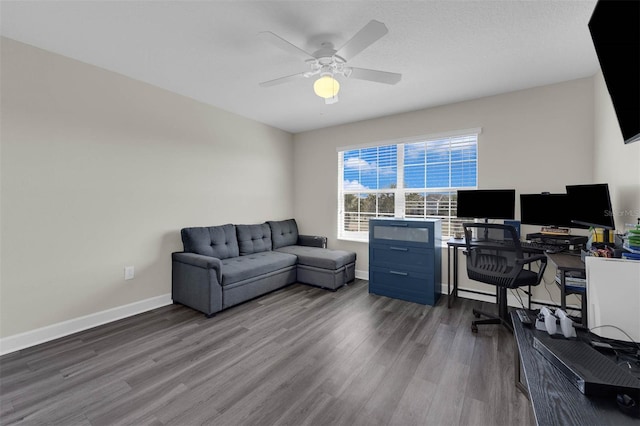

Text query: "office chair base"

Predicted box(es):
[471, 308, 513, 333]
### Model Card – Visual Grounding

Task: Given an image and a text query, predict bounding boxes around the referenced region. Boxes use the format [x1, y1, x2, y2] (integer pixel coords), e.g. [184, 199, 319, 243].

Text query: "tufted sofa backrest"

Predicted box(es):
[267, 218, 299, 249]
[236, 223, 273, 255]
[181, 224, 239, 259]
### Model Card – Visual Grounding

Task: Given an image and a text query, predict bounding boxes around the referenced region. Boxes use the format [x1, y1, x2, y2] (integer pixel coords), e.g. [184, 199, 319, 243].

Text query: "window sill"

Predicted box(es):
[337, 237, 369, 244]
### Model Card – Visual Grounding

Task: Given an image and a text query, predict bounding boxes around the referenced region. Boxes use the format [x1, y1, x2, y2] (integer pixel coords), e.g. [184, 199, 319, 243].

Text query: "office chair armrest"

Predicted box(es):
[462, 246, 480, 256]
[516, 254, 548, 283]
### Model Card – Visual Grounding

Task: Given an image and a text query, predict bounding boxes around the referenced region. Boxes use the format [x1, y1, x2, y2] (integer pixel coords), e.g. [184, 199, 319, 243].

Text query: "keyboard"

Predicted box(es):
[521, 240, 567, 252]
[504, 240, 567, 253]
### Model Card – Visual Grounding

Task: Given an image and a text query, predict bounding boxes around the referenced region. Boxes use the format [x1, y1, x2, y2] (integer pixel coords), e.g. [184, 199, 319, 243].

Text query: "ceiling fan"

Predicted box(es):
[258, 20, 402, 104]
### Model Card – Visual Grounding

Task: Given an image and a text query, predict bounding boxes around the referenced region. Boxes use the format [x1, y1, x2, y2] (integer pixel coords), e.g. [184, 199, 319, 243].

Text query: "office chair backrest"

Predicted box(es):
[462, 222, 526, 289]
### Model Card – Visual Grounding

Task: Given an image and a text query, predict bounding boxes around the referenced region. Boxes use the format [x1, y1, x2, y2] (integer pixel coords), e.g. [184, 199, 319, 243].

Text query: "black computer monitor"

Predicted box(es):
[565, 183, 615, 230]
[520, 193, 577, 229]
[456, 189, 515, 220]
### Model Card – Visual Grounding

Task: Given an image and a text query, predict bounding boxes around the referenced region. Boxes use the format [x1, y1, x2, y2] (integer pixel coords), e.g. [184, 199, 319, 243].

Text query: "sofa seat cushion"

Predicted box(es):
[274, 245, 356, 270]
[221, 251, 297, 285]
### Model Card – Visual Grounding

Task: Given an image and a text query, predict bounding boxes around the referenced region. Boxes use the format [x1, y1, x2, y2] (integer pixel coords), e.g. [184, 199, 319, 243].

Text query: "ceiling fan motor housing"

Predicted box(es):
[259, 20, 401, 101]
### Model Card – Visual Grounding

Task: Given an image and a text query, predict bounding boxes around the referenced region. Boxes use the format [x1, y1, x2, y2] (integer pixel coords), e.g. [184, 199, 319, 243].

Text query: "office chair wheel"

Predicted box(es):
[471, 324, 478, 333]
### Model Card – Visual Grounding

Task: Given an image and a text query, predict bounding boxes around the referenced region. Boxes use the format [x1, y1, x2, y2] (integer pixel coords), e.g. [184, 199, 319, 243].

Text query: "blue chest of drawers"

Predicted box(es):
[368, 218, 442, 305]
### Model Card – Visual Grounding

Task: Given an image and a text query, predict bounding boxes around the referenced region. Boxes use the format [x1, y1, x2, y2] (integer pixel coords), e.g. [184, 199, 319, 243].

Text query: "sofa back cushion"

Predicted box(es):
[267, 218, 299, 249]
[236, 223, 272, 255]
[181, 224, 239, 259]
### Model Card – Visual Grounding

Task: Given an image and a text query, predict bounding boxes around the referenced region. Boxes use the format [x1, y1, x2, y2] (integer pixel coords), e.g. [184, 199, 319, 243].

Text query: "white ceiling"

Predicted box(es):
[1, 0, 601, 134]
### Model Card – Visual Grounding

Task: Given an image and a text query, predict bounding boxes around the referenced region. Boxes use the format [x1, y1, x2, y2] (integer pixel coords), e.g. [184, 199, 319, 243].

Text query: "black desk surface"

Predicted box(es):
[545, 252, 586, 272]
[511, 311, 638, 425]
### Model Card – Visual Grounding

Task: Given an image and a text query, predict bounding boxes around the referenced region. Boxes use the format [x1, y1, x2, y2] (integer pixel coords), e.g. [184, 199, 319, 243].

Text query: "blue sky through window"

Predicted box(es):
[343, 146, 397, 190]
[343, 136, 476, 191]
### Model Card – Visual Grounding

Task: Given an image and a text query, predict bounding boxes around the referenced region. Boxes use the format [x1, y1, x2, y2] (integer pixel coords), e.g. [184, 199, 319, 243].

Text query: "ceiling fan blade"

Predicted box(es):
[336, 20, 388, 61]
[259, 72, 306, 87]
[349, 68, 402, 85]
[258, 31, 315, 60]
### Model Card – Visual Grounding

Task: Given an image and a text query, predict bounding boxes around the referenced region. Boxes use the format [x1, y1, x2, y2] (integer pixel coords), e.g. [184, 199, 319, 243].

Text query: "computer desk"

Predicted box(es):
[446, 238, 491, 308]
[446, 237, 465, 308]
[545, 252, 587, 327]
[511, 311, 636, 426]
[446, 239, 587, 322]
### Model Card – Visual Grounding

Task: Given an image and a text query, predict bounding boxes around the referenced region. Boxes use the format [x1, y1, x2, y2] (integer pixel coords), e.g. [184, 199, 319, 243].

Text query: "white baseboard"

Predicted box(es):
[355, 269, 369, 281]
[437, 282, 580, 312]
[359, 275, 542, 308]
[0, 293, 172, 356]
[354, 277, 574, 312]
[359, 276, 537, 307]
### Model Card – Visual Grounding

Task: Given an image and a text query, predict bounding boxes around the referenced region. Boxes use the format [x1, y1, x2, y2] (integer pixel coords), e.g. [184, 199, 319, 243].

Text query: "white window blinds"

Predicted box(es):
[338, 132, 478, 241]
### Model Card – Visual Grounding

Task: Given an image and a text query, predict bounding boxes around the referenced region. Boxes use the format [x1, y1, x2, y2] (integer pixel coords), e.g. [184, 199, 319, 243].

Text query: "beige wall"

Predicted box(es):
[592, 71, 640, 228]
[0, 38, 294, 338]
[4, 36, 636, 341]
[293, 78, 595, 306]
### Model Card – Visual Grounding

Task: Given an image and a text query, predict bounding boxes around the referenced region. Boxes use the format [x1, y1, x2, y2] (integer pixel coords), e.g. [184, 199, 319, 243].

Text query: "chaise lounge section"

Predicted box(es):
[172, 218, 356, 317]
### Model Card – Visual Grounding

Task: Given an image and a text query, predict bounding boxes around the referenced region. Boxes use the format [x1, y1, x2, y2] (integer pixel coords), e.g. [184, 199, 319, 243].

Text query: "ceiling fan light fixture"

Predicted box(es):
[313, 74, 340, 99]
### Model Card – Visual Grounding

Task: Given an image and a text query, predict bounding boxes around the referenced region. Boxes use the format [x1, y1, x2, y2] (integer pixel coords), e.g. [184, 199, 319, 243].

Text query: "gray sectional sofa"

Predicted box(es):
[172, 218, 356, 317]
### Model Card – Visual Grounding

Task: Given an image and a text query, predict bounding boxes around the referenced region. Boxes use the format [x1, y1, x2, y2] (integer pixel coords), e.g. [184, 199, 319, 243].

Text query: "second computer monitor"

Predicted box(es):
[520, 193, 576, 229]
[456, 189, 516, 220]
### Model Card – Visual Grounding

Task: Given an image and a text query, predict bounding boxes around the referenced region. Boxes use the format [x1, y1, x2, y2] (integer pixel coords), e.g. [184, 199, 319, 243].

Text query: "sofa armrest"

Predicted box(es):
[172, 252, 223, 316]
[172, 252, 222, 282]
[298, 235, 327, 248]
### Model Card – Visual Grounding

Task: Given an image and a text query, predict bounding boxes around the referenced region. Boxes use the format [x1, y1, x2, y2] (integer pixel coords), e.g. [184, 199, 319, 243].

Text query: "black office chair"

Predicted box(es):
[462, 223, 547, 332]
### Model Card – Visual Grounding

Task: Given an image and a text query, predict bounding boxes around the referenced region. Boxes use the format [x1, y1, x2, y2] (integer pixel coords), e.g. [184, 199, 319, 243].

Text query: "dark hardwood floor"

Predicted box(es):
[0, 279, 534, 426]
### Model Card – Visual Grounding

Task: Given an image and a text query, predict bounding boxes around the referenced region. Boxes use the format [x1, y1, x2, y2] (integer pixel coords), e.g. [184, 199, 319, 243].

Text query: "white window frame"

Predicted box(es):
[337, 128, 480, 242]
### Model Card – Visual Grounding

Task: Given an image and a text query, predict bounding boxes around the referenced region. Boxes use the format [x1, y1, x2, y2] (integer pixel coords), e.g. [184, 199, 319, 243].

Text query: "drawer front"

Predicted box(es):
[369, 220, 435, 248]
[369, 266, 438, 305]
[370, 243, 434, 272]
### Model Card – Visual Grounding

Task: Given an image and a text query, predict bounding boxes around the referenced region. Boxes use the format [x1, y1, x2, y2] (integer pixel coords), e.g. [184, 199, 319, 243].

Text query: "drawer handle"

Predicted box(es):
[389, 270, 408, 276]
[389, 246, 408, 251]
[390, 223, 409, 227]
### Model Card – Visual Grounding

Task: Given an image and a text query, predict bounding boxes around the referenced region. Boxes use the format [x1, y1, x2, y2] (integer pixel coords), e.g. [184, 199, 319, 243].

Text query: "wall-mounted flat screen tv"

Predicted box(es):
[588, 0, 640, 144]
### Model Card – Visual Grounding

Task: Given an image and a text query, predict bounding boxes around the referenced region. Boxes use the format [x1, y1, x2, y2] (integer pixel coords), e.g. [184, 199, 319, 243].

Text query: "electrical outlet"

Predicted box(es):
[124, 265, 135, 280]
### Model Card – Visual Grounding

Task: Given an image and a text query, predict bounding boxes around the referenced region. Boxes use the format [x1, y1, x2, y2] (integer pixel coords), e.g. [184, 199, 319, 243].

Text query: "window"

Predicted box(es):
[338, 130, 478, 241]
